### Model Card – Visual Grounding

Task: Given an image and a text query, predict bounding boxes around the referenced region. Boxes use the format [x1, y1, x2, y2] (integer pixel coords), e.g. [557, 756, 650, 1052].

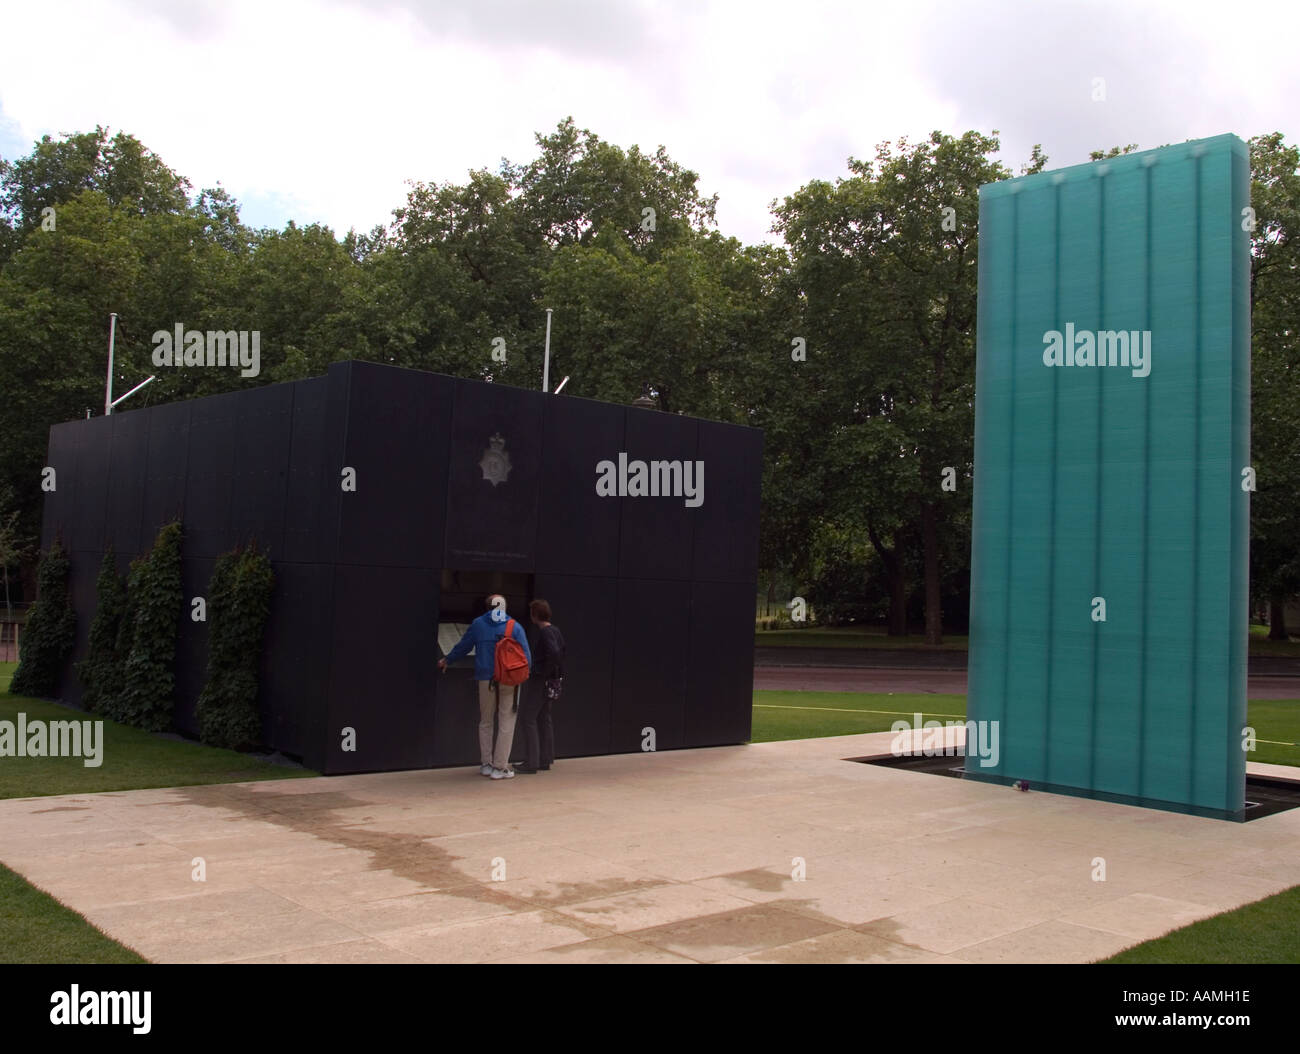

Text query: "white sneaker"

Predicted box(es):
[490, 767, 514, 780]
[479, 764, 493, 777]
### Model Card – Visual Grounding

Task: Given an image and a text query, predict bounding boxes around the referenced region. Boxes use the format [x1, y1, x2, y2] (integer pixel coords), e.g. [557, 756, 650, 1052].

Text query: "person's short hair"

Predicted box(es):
[485, 593, 505, 612]
[530, 598, 551, 621]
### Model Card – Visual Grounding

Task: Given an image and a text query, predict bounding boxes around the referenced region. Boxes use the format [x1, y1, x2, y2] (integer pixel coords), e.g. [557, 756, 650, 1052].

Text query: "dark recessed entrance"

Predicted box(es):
[848, 752, 1300, 822]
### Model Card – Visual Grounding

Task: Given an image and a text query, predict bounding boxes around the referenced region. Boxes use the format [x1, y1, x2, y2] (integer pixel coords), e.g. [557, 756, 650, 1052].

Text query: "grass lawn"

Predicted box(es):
[752, 691, 967, 741]
[1244, 699, 1300, 766]
[1100, 884, 1300, 963]
[757, 623, 1300, 659]
[0, 662, 318, 800]
[0, 862, 146, 964]
[751, 691, 1300, 767]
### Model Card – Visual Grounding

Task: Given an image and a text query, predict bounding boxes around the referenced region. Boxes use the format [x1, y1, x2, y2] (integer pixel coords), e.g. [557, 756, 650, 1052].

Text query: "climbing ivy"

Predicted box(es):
[109, 521, 183, 731]
[197, 544, 274, 749]
[9, 539, 76, 697]
[76, 547, 127, 711]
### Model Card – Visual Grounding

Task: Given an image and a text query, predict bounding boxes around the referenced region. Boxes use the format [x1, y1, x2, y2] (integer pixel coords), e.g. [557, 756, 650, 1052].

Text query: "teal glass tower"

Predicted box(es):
[966, 135, 1251, 819]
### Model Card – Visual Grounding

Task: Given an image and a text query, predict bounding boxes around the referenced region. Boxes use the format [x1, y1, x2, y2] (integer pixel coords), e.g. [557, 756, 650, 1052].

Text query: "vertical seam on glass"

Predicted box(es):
[1045, 183, 1061, 779]
[1190, 156, 1202, 806]
[1000, 194, 1019, 748]
[1230, 149, 1250, 813]
[280, 384, 297, 560]
[1138, 165, 1152, 800]
[1089, 176, 1105, 790]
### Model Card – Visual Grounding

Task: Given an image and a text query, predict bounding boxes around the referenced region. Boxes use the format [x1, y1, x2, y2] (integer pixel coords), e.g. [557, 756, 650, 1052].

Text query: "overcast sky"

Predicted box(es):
[2, 0, 1296, 245]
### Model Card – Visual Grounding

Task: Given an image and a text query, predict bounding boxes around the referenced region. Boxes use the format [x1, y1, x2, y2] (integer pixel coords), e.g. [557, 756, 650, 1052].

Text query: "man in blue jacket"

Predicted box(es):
[438, 594, 533, 780]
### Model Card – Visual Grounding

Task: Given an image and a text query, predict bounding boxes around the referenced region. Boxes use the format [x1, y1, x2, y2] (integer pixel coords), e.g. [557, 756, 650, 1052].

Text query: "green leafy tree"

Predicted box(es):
[773, 130, 1006, 640]
[505, 117, 718, 254]
[1248, 133, 1300, 639]
[9, 539, 76, 697]
[0, 483, 28, 614]
[379, 118, 730, 393]
[1088, 143, 1140, 161]
[0, 126, 189, 238]
[0, 150, 251, 593]
[540, 231, 762, 416]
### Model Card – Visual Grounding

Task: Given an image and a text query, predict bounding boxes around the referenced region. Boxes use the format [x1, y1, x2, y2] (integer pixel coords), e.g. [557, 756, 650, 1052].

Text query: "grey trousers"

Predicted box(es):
[477, 681, 518, 771]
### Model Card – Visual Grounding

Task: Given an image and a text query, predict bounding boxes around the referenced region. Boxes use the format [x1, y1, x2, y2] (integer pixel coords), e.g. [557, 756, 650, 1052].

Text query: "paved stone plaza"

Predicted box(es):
[3, 732, 1297, 963]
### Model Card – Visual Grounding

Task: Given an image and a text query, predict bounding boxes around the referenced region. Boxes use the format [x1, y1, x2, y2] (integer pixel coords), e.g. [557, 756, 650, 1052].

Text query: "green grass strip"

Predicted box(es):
[1100, 884, 1300, 964]
[0, 662, 317, 800]
[0, 862, 147, 964]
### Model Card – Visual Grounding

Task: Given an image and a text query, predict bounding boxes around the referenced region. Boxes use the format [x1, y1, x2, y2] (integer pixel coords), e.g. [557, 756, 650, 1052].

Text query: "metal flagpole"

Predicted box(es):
[104, 312, 118, 415]
[542, 308, 552, 393]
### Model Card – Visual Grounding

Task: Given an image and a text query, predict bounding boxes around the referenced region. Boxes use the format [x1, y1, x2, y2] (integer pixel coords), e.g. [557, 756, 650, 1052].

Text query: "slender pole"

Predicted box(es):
[104, 312, 118, 415]
[542, 308, 552, 393]
[110, 375, 155, 409]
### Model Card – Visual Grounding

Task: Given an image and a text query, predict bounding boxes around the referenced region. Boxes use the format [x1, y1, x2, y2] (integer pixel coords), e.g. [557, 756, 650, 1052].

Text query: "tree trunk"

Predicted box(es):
[868, 522, 907, 637]
[766, 577, 776, 618]
[921, 500, 943, 645]
[1268, 594, 1290, 641]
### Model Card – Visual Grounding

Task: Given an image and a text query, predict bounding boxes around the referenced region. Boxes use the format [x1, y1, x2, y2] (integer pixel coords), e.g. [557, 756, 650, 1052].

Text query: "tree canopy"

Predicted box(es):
[1, 120, 1296, 639]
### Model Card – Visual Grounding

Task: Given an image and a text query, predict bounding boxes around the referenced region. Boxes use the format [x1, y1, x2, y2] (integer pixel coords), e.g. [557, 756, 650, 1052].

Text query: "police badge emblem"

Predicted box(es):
[479, 433, 512, 487]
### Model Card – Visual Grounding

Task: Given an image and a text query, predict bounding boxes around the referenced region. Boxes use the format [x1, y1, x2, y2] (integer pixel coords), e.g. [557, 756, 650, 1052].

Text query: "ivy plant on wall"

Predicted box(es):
[197, 543, 274, 750]
[9, 539, 76, 697]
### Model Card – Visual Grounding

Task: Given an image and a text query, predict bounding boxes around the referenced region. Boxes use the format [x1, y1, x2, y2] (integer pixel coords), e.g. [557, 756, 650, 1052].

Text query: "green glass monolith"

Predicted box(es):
[967, 135, 1251, 819]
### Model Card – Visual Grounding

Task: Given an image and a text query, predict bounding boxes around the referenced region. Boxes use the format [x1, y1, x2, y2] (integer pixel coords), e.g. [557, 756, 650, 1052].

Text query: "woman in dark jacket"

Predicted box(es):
[516, 599, 564, 774]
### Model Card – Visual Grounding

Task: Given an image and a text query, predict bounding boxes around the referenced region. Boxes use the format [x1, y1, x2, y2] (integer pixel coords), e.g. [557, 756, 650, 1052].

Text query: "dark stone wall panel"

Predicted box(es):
[70, 416, 113, 553]
[282, 377, 329, 564]
[684, 580, 756, 746]
[618, 408, 699, 581]
[139, 400, 191, 551]
[183, 392, 241, 559]
[323, 563, 439, 773]
[692, 420, 763, 585]
[228, 382, 294, 557]
[427, 673, 481, 768]
[333, 362, 454, 569]
[444, 379, 543, 571]
[41, 422, 78, 550]
[260, 560, 333, 764]
[532, 573, 617, 758]
[536, 398, 624, 577]
[105, 410, 149, 556]
[610, 578, 689, 752]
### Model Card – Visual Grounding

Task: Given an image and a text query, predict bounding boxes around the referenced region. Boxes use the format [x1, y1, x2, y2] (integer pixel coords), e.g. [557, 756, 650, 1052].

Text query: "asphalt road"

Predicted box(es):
[753, 665, 1300, 699]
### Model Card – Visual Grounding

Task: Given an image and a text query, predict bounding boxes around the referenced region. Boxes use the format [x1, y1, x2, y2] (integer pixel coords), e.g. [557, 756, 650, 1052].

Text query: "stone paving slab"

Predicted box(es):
[1, 731, 1297, 963]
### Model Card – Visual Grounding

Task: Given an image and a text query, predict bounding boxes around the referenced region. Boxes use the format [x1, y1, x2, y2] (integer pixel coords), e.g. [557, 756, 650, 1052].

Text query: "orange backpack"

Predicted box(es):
[493, 619, 530, 687]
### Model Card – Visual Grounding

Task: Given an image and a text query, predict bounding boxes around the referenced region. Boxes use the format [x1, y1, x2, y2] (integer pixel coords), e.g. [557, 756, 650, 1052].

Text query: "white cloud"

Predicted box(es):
[1, 0, 1296, 245]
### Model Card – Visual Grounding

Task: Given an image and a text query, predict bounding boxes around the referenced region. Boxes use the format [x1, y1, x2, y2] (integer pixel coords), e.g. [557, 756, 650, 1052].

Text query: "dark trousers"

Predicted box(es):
[517, 682, 555, 769]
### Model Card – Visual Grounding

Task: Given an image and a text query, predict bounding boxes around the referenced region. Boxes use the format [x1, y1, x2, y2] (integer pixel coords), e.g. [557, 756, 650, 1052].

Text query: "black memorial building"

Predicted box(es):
[41, 360, 764, 774]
